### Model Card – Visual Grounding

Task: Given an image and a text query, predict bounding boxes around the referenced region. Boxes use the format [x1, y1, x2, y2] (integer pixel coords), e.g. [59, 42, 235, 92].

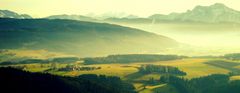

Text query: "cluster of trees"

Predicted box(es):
[160, 74, 240, 93]
[58, 65, 101, 71]
[83, 54, 186, 64]
[50, 57, 80, 63]
[0, 57, 80, 65]
[0, 67, 136, 93]
[139, 64, 186, 75]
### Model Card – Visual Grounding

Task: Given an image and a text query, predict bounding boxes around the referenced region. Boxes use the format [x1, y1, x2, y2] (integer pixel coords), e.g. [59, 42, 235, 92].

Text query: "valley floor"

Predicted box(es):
[4, 58, 240, 93]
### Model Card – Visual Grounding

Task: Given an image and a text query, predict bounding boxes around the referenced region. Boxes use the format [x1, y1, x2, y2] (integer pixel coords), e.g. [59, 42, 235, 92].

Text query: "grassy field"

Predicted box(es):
[230, 75, 240, 81]
[47, 58, 230, 79]
[130, 58, 230, 79]
[205, 60, 240, 74]
[62, 64, 138, 78]
[4, 58, 239, 93]
[138, 84, 179, 93]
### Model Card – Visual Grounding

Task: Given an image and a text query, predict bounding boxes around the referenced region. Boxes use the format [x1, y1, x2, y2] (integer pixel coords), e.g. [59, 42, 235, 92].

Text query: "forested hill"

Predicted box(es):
[0, 18, 178, 57]
[83, 54, 185, 64]
[0, 67, 136, 93]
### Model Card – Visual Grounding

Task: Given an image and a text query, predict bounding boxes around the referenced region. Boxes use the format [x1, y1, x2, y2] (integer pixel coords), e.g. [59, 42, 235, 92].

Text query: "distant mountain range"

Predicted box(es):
[45, 14, 140, 22]
[149, 3, 240, 23]
[0, 10, 31, 19]
[106, 3, 240, 24]
[46, 3, 240, 23]
[2, 3, 240, 23]
[46, 14, 99, 22]
[0, 18, 178, 57]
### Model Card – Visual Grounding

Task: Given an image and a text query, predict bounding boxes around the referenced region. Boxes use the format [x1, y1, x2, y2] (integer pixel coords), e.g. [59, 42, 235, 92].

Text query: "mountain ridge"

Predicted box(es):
[148, 3, 240, 23]
[0, 18, 179, 57]
[2, 3, 240, 23]
[107, 3, 240, 23]
[46, 14, 99, 22]
[0, 10, 32, 19]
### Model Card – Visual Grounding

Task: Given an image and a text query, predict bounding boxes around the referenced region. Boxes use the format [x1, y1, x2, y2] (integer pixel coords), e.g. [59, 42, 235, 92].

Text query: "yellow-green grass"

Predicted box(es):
[133, 83, 144, 91]
[135, 73, 161, 81]
[22, 58, 231, 79]
[234, 65, 240, 69]
[10, 58, 237, 93]
[178, 62, 229, 79]
[27, 67, 49, 72]
[145, 84, 166, 89]
[58, 64, 138, 79]
[230, 76, 240, 81]
[139, 84, 178, 93]
[133, 82, 178, 93]
[136, 58, 230, 79]
[139, 88, 152, 93]
[151, 84, 179, 93]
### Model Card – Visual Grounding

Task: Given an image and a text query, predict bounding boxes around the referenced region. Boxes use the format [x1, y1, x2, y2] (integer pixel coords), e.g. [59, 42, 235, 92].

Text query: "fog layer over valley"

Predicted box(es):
[145, 23, 240, 47]
[104, 3, 240, 56]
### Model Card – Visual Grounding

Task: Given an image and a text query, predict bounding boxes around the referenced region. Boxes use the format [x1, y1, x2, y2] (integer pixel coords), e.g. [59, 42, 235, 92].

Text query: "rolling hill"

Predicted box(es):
[0, 18, 178, 57]
[0, 10, 32, 19]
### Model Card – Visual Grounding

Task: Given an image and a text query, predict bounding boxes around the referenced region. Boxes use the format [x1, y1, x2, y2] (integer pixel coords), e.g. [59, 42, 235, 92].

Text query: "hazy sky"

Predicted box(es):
[1, 0, 240, 18]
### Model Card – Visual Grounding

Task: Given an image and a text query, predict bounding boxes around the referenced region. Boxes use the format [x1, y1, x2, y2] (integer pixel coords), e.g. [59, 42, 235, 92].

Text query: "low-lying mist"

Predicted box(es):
[117, 22, 240, 56]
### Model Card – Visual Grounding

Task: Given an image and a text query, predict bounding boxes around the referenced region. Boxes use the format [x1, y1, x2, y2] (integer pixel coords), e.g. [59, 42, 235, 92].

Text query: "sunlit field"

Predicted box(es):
[2, 49, 240, 93]
[21, 58, 235, 78]
[5, 57, 237, 93]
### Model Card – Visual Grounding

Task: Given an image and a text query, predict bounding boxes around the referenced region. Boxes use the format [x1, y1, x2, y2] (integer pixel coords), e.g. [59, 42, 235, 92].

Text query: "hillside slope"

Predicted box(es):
[0, 18, 178, 57]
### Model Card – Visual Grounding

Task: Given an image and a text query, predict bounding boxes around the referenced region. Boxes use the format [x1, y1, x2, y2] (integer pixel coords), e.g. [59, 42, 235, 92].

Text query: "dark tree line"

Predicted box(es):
[0, 57, 80, 65]
[139, 64, 186, 75]
[0, 67, 136, 93]
[160, 74, 240, 93]
[50, 57, 80, 63]
[58, 65, 101, 71]
[83, 54, 186, 64]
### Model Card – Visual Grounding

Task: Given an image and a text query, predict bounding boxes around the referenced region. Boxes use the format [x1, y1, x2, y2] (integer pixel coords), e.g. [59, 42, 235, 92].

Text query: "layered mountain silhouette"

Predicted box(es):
[0, 10, 32, 19]
[0, 18, 178, 57]
[149, 3, 240, 23]
[46, 14, 99, 22]
[105, 3, 240, 23]
[2, 3, 240, 23]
